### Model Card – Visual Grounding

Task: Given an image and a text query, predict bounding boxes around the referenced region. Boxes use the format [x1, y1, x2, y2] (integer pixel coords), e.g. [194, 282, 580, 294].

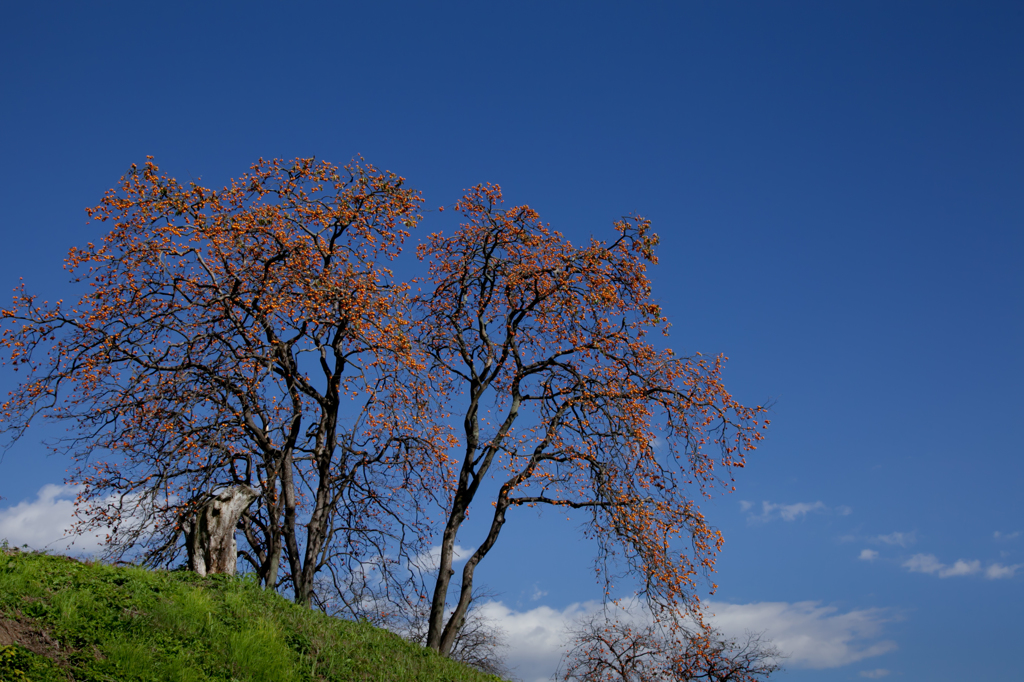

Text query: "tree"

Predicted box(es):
[0, 157, 450, 611]
[399, 586, 512, 678]
[415, 185, 769, 655]
[558, 610, 782, 682]
[440, 602, 512, 679]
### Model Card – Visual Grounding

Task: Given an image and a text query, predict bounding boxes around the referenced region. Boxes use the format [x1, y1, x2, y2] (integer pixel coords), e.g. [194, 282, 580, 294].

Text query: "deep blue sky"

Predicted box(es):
[1, 3, 1021, 681]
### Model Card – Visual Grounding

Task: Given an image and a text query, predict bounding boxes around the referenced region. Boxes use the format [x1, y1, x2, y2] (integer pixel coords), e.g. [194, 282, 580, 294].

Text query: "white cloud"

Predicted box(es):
[739, 500, 753, 512]
[409, 543, 474, 573]
[941, 559, 981, 577]
[776, 501, 826, 521]
[859, 549, 879, 561]
[985, 563, 1022, 580]
[836, 505, 854, 516]
[860, 669, 890, 678]
[475, 599, 600, 682]
[902, 553, 943, 574]
[993, 531, 1020, 541]
[483, 598, 896, 681]
[706, 600, 897, 669]
[748, 500, 827, 523]
[904, 553, 1020, 580]
[877, 532, 914, 547]
[903, 554, 982, 578]
[0, 484, 106, 555]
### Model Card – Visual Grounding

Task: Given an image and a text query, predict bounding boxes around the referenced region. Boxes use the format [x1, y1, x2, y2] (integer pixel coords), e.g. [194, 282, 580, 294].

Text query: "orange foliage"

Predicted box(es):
[417, 185, 769, 654]
[0, 165, 769, 646]
[0, 157, 450, 609]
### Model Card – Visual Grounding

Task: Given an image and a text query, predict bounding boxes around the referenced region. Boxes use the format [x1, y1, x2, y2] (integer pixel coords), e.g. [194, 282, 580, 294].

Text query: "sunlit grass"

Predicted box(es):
[0, 547, 504, 681]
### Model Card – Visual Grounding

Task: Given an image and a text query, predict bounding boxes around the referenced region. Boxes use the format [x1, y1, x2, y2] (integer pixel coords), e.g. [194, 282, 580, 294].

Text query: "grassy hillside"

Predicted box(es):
[0, 546, 505, 682]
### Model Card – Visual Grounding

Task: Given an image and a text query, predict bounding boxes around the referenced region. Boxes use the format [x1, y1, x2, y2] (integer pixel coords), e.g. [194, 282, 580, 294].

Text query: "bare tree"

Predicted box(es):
[558, 611, 782, 682]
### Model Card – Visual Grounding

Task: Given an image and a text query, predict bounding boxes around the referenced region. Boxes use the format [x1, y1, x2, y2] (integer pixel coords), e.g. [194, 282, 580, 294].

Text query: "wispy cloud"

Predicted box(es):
[0, 484, 105, 555]
[903, 553, 945, 574]
[903, 554, 979, 577]
[408, 543, 474, 573]
[993, 530, 1020, 541]
[984, 563, 1023, 580]
[902, 553, 1015, 579]
[860, 669, 890, 678]
[942, 559, 982, 577]
[877, 532, 915, 548]
[859, 549, 879, 561]
[747, 500, 827, 523]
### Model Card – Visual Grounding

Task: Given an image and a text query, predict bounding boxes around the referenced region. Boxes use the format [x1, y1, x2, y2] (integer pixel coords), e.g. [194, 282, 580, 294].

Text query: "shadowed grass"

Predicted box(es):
[0, 548, 505, 682]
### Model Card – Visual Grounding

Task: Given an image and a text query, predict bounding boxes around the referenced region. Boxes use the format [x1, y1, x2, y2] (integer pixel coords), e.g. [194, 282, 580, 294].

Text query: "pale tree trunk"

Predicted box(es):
[183, 485, 259, 576]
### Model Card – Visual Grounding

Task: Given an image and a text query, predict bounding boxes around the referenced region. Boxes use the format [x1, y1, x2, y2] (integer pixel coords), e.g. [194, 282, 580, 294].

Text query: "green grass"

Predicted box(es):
[0, 548, 505, 682]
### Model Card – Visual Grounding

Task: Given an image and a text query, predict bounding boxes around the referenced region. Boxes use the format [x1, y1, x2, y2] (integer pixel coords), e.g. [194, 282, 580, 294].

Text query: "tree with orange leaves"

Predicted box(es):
[416, 185, 769, 655]
[0, 157, 450, 611]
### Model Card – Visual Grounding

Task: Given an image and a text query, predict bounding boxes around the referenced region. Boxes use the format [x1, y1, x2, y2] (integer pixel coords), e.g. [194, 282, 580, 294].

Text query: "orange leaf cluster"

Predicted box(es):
[0, 157, 450, 610]
[416, 185, 769, 653]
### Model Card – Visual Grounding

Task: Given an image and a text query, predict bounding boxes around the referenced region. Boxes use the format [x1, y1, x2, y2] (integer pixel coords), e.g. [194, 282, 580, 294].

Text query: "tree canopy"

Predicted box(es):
[0, 157, 451, 611]
[415, 185, 768, 654]
[1, 159, 770, 674]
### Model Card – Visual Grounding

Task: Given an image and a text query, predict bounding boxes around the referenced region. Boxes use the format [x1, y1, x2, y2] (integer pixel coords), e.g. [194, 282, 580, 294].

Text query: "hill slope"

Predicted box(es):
[0, 547, 506, 682]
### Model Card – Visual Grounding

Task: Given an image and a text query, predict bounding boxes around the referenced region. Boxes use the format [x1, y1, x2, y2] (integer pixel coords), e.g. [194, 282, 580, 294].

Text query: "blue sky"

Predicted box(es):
[1, 2, 1021, 680]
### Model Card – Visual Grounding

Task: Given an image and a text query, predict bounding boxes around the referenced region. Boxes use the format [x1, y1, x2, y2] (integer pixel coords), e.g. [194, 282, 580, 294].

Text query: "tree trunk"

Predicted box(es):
[183, 485, 259, 576]
[438, 498, 508, 655]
